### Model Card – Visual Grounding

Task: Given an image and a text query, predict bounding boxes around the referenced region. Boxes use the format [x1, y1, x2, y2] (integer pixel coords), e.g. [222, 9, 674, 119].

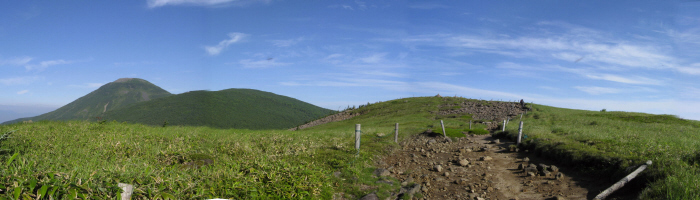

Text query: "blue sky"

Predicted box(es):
[2, 0, 700, 122]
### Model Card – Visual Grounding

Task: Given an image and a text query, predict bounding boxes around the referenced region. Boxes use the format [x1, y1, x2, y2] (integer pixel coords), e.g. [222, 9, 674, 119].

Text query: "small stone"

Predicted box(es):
[359, 193, 379, 200]
[434, 165, 443, 172]
[550, 165, 559, 172]
[427, 139, 436, 145]
[456, 178, 468, 185]
[555, 172, 564, 180]
[538, 164, 549, 172]
[406, 184, 421, 196]
[541, 170, 551, 177]
[373, 168, 390, 177]
[444, 172, 450, 177]
[493, 139, 500, 144]
[476, 197, 486, 200]
[527, 172, 536, 177]
[518, 163, 524, 170]
[459, 159, 470, 166]
[523, 157, 530, 162]
[555, 196, 567, 200]
[333, 171, 342, 178]
[466, 149, 473, 152]
[480, 156, 493, 161]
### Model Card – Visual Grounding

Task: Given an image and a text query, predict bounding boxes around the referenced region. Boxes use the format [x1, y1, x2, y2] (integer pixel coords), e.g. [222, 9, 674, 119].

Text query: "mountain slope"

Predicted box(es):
[101, 88, 335, 129]
[3, 78, 172, 124]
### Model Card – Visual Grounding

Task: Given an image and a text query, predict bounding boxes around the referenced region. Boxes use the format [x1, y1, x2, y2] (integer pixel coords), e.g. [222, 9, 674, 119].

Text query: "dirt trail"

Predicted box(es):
[376, 133, 622, 200]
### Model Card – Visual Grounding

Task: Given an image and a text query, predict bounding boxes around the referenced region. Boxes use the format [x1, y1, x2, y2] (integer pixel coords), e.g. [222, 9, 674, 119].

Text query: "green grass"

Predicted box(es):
[1, 96, 699, 199]
[0, 97, 458, 199]
[497, 104, 700, 199]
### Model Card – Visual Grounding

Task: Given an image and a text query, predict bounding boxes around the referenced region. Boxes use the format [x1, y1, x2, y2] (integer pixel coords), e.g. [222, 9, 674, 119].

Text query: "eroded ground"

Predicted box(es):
[374, 133, 625, 200]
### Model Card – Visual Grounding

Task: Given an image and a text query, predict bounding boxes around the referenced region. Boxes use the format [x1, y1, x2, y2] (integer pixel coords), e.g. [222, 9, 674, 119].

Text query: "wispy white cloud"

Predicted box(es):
[358, 53, 387, 63]
[25, 59, 72, 71]
[358, 70, 406, 78]
[0, 76, 40, 85]
[16, 90, 29, 95]
[147, 0, 270, 8]
[574, 86, 620, 95]
[0, 57, 33, 66]
[329, 4, 354, 10]
[673, 63, 700, 75]
[408, 3, 449, 9]
[270, 37, 305, 47]
[583, 74, 663, 85]
[205, 32, 248, 56]
[237, 59, 290, 68]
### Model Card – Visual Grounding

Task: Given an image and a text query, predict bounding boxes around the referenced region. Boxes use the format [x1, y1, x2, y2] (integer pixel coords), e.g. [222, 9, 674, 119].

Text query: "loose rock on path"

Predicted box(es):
[374, 133, 615, 200]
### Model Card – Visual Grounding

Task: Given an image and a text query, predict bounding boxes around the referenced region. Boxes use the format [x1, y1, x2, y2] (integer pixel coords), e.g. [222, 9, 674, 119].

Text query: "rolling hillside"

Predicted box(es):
[0, 96, 699, 199]
[2, 78, 172, 124]
[100, 88, 335, 129]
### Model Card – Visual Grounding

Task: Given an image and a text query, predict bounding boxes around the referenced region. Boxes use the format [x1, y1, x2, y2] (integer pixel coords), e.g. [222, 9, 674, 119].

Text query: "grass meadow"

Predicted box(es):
[0, 96, 699, 199]
[498, 104, 700, 199]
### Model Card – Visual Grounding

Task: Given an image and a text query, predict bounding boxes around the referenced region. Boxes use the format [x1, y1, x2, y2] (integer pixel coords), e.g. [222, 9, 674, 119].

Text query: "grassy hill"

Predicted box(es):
[2, 78, 172, 124]
[0, 96, 698, 199]
[100, 88, 335, 130]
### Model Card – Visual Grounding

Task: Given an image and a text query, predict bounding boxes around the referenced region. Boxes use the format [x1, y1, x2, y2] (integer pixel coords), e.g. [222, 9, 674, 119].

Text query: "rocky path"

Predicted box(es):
[374, 133, 614, 200]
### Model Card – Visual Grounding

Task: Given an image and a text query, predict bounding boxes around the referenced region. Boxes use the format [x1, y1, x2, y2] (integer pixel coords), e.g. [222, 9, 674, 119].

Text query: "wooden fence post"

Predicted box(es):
[394, 123, 399, 143]
[517, 121, 524, 145]
[355, 124, 361, 151]
[502, 119, 506, 132]
[440, 120, 446, 138]
[469, 120, 472, 129]
[594, 161, 652, 200]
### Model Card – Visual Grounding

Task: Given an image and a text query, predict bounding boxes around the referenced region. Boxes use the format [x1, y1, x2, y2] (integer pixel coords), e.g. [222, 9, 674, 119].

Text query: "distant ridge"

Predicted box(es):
[2, 78, 172, 124]
[100, 88, 335, 130]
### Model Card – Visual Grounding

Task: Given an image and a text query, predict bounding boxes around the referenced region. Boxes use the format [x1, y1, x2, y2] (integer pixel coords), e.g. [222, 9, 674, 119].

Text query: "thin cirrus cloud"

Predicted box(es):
[0, 57, 33, 66]
[574, 86, 621, 95]
[270, 37, 305, 47]
[583, 74, 664, 85]
[237, 59, 290, 68]
[17, 90, 29, 95]
[0, 76, 40, 85]
[204, 32, 248, 56]
[25, 59, 72, 71]
[147, 0, 270, 8]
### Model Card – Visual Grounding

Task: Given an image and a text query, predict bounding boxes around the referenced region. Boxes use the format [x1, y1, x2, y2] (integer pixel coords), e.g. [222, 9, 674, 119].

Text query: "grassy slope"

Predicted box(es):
[498, 104, 700, 199]
[3, 78, 172, 124]
[100, 89, 335, 130]
[0, 96, 698, 199]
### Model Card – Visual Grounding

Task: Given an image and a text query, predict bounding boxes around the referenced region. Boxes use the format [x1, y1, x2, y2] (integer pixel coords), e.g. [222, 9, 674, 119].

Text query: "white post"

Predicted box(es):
[517, 121, 524, 145]
[440, 120, 447, 138]
[118, 183, 133, 200]
[469, 120, 472, 129]
[394, 123, 399, 143]
[502, 120, 506, 132]
[520, 113, 523, 120]
[355, 124, 361, 151]
[594, 161, 653, 200]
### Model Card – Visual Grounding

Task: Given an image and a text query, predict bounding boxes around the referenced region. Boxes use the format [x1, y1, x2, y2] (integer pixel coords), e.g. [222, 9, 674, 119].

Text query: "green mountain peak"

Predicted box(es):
[3, 78, 172, 124]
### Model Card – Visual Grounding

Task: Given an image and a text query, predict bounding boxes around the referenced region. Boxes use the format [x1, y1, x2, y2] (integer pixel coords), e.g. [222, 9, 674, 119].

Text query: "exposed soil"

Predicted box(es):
[372, 132, 637, 200]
